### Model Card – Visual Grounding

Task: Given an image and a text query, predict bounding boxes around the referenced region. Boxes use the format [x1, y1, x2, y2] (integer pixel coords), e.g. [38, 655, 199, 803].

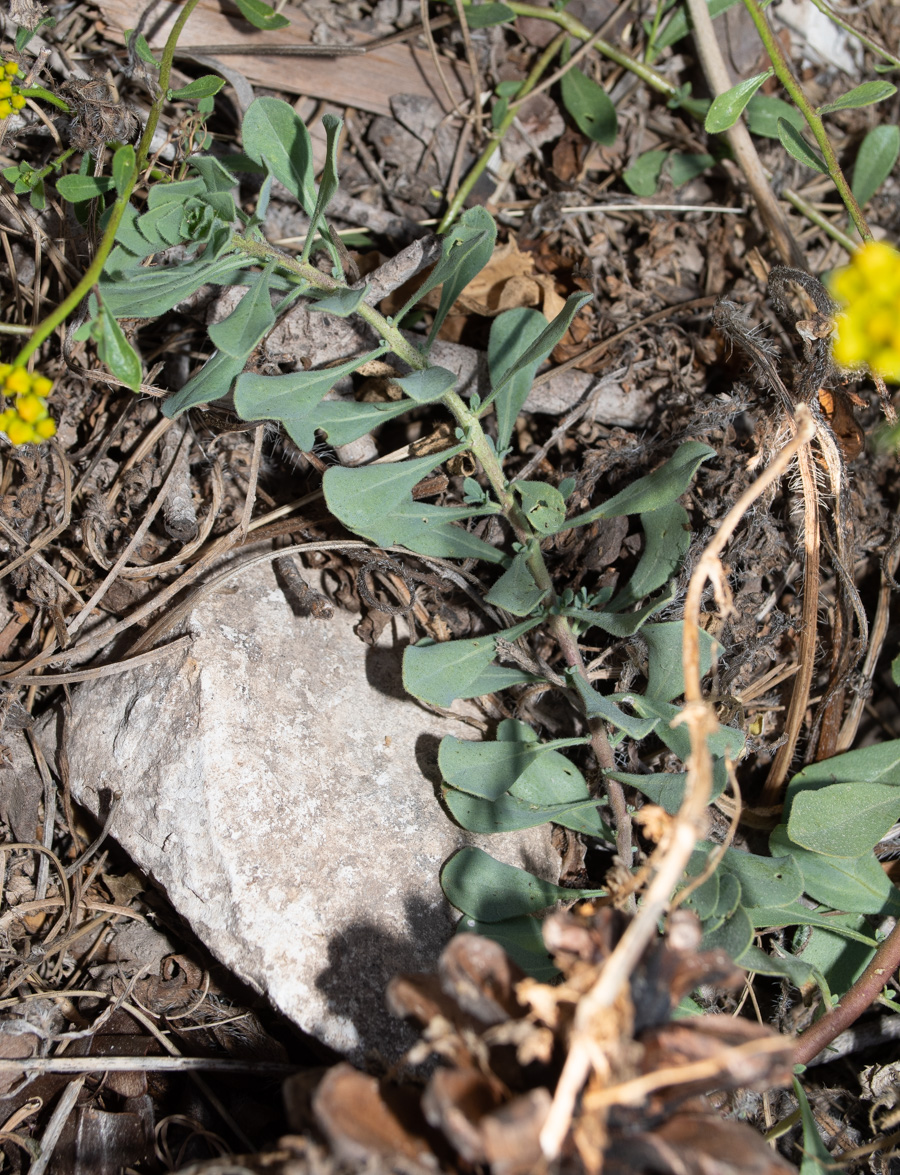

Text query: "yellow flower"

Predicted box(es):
[829, 241, 900, 382]
[4, 61, 19, 77]
[0, 366, 57, 445]
[10, 95, 24, 111]
[0, 60, 26, 121]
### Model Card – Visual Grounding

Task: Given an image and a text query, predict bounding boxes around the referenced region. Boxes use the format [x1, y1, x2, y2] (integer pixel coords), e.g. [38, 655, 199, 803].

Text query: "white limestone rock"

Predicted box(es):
[41, 560, 559, 1062]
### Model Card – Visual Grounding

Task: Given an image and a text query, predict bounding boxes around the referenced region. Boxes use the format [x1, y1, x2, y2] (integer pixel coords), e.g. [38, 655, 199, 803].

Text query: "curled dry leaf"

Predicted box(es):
[311, 905, 795, 1174]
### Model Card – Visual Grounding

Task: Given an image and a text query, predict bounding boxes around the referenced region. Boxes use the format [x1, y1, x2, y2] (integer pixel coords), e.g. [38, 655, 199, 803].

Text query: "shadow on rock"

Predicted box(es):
[314, 893, 456, 1064]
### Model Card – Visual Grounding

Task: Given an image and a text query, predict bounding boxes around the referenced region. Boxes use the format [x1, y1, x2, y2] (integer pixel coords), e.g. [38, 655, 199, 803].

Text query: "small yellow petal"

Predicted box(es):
[4, 367, 31, 395]
[35, 417, 56, 439]
[6, 418, 35, 445]
[16, 394, 45, 423]
[4, 61, 19, 76]
[10, 94, 25, 110]
[31, 375, 52, 397]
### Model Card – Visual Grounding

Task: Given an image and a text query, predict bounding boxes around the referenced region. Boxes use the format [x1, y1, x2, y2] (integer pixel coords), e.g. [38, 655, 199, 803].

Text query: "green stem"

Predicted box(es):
[804, 0, 900, 70]
[740, 0, 871, 241]
[231, 230, 626, 860]
[437, 31, 566, 234]
[10, 0, 204, 371]
[782, 186, 858, 254]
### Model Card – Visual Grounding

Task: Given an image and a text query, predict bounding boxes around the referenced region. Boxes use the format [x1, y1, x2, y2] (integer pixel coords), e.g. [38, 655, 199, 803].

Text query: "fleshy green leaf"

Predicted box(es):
[234, 350, 383, 448]
[394, 365, 457, 403]
[302, 112, 343, 267]
[608, 761, 730, 815]
[607, 503, 691, 611]
[55, 174, 115, 202]
[234, 0, 291, 30]
[208, 266, 277, 358]
[488, 308, 547, 449]
[666, 152, 716, 186]
[737, 945, 820, 989]
[488, 293, 593, 422]
[777, 119, 828, 174]
[560, 62, 617, 145]
[563, 441, 715, 528]
[484, 548, 548, 615]
[818, 80, 897, 115]
[746, 905, 879, 946]
[464, 2, 517, 26]
[793, 919, 875, 999]
[163, 350, 247, 417]
[96, 301, 142, 391]
[785, 740, 900, 815]
[788, 781, 900, 859]
[770, 824, 900, 915]
[402, 619, 540, 708]
[306, 285, 370, 317]
[441, 847, 602, 921]
[560, 588, 676, 638]
[640, 620, 717, 702]
[242, 97, 316, 214]
[99, 253, 248, 319]
[623, 150, 667, 197]
[444, 788, 612, 837]
[567, 676, 661, 739]
[713, 845, 804, 908]
[745, 94, 806, 138]
[705, 70, 773, 133]
[169, 75, 226, 101]
[306, 399, 415, 447]
[630, 695, 745, 763]
[515, 480, 567, 535]
[112, 144, 136, 196]
[324, 449, 506, 563]
[456, 916, 559, 981]
[700, 904, 753, 960]
[852, 124, 900, 206]
[127, 29, 160, 66]
[439, 721, 588, 801]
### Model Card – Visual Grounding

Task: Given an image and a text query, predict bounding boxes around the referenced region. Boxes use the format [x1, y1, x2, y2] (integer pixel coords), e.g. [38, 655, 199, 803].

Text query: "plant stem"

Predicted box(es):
[437, 31, 565, 233]
[231, 230, 629, 866]
[794, 915, 900, 1066]
[782, 186, 858, 254]
[804, 0, 900, 70]
[740, 0, 872, 241]
[10, 0, 204, 371]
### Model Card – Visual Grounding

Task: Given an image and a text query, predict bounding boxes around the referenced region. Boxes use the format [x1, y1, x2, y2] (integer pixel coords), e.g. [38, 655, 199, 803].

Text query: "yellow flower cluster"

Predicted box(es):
[0, 60, 25, 121]
[0, 365, 56, 445]
[829, 241, 900, 382]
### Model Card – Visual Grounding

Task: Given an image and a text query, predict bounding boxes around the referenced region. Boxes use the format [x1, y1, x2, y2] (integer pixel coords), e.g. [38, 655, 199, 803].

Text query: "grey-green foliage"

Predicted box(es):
[89, 95, 900, 987]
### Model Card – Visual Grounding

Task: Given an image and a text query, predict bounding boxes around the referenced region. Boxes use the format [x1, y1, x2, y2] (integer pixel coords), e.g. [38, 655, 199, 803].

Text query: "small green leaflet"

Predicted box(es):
[301, 113, 343, 268]
[441, 847, 604, 921]
[234, 350, 383, 448]
[439, 720, 589, 801]
[72, 294, 142, 392]
[560, 589, 675, 638]
[488, 308, 547, 449]
[444, 789, 612, 838]
[745, 94, 805, 138]
[770, 824, 900, 916]
[852, 124, 900, 206]
[784, 739, 900, 815]
[112, 144, 136, 196]
[324, 448, 506, 564]
[463, 2, 516, 27]
[163, 350, 247, 417]
[777, 119, 827, 174]
[559, 53, 617, 145]
[484, 548, 548, 616]
[234, 0, 290, 30]
[56, 174, 115, 202]
[208, 265, 278, 358]
[788, 781, 900, 859]
[563, 441, 715, 528]
[640, 620, 717, 702]
[242, 97, 317, 215]
[402, 618, 541, 708]
[515, 480, 567, 535]
[566, 675, 660, 740]
[169, 75, 226, 101]
[607, 503, 690, 611]
[818, 80, 897, 115]
[623, 150, 667, 197]
[394, 366, 457, 403]
[705, 70, 773, 133]
[306, 285, 370, 317]
[100, 253, 249, 319]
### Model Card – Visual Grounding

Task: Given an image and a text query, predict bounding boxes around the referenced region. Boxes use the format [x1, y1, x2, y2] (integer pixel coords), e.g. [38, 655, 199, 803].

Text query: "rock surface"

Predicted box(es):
[41, 559, 558, 1062]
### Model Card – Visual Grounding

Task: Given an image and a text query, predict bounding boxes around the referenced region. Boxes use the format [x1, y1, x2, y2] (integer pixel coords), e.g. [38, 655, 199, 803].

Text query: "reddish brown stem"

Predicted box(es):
[793, 916, 900, 1066]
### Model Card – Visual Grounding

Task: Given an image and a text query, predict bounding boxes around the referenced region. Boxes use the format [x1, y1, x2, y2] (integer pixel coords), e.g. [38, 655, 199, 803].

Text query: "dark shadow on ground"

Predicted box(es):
[364, 641, 410, 701]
